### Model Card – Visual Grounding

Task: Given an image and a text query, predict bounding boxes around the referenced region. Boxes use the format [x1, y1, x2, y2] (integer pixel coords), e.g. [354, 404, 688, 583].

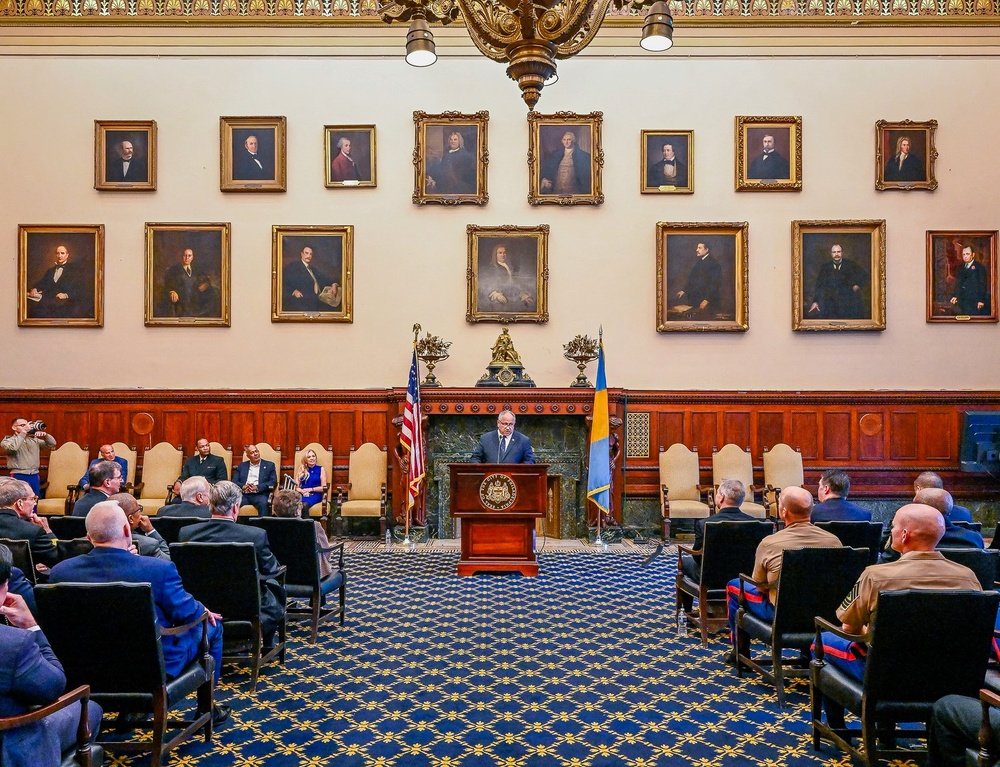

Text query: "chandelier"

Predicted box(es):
[379, 0, 673, 109]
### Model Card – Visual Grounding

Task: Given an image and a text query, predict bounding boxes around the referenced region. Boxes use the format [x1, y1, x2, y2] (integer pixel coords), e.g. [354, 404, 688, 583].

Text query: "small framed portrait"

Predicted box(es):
[272, 225, 353, 323]
[18, 225, 104, 327]
[94, 120, 156, 191]
[145, 223, 231, 327]
[413, 111, 488, 205]
[528, 112, 604, 206]
[735, 116, 802, 192]
[656, 222, 748, 332]
[220, 116, 287, 192]
[467, 224, 548, 323]
[792, 220, 886, 332]
[325, 125, 376, 188]
[876, 119, 938, 191]
[641, 130, 694, 194]
[926, 230, 998, 323]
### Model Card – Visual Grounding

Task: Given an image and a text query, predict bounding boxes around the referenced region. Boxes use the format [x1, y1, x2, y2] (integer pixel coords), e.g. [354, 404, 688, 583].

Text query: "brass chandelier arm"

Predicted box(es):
[455, 0, 523, 58]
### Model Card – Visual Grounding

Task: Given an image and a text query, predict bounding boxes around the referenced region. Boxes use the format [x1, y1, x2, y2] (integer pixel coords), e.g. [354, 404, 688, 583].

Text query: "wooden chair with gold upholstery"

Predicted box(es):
[209, 442, 233, 480]
[292, 443, 333, 523]
[761, 443, 804, 516]
[112, 442, 140, 497]
[711, 444, 767, 518]
[658, 444, 711, 540]
[238, 443, 282, 516]
[138, 442, 183, 516]
[333, 443, 389, 538]
[37, 441, 90, 516]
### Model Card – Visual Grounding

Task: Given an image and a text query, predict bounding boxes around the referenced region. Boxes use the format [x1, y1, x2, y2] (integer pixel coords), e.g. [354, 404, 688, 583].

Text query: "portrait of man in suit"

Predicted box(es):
[928, 232, 997, 322]
[96, 122, 156, 191]
[19, 228, 101, 326]
[665, 235, 736, 322]
[539, 126, 593, 196]
[232, 133, 273, 181]
[273, 228, 353, 322]
[105, 135, 148, 184]
[326, 127, 376, 187]
[423, 127, 478, 196]
[644, 132, 691, 192]
[883, 133, 925, 183]
[146, 225, 229, 326]
[800, 232, 874, 323]
[746, 129, 791, 181]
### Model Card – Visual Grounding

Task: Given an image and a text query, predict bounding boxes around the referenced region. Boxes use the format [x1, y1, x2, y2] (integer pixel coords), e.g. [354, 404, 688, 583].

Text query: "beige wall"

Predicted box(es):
[1, 29, 998, 390]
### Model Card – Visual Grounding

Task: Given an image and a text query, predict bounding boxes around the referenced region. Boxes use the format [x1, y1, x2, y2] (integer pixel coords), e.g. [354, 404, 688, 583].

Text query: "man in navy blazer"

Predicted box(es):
[472, 412, 535, 464]
[914, 471, 973, 522]
[231, 444, 278, 516]
[79, 443, 129, 490]
[811, 469, 871, 522]
[71, 460, 124, 517]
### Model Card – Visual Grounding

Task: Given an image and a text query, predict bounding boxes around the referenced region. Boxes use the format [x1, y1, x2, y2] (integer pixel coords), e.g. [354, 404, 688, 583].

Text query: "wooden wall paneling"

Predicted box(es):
[195, 411, 223, 446]
[690, 412, 718, 454]
[294, 411, 323, 449]
[757, 411, 786, 453]
[858, 411, 885, 461]
[656, 411, 685, 451]
[59, 410, 90, 450]
[94, 410, 124, 448]
[361, 409, 389, 450]
[261, 411, 288, 458]
[723, 411, 751, 452]
[923, 411, 956, 462]
[789, 411, 820, 459]
[889, 411, 919, 461]
[228, 410, 257, 453]
[162, 410, 193, 453]
[328, 411, 355, 472]
[823, 411, 852, 461]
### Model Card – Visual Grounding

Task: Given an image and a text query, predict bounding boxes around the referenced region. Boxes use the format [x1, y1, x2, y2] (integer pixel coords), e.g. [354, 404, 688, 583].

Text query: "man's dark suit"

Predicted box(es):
[954, 261, 990, 315]
[282, 260, 333, 313]
[179, 454, 228, 485]
[883, 518, 984, 563]
[134, 529, 170, 560]
[233, 149, 271, 181]
[71, 488, 111, 518]
[48, 546, 223, 681]
[678, 254, 722, 315]
[680, 507, 758, 582]
[157, 501, 211, 519]
[0, 623, 102, 767]
[79, 456, 128, 489]
[163, 264, 200, 317]
[811, 497, 871, 522]
[747, 150, 790, 180]
[0, 507, 58, 566]
[884, 152, 924, 182]
[951, 504, 973, 523]
[232, 459, 278, 516]
[646, 157, 688, 188]
[179, 519, 286, 644]
[809, 259, 868, 319]
[540, 147, 592, 195]
[106, 155, 148, 183]
[29, 262, 87, 319]
[472, 431, 535, 464]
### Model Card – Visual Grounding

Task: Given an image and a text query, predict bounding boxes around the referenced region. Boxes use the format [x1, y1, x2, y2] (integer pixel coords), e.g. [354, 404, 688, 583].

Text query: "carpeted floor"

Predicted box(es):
[103, 546, 914, 766]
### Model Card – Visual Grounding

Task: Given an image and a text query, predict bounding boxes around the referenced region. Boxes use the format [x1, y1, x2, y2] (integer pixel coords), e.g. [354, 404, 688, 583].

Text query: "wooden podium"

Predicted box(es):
[449, 463, 547, 576]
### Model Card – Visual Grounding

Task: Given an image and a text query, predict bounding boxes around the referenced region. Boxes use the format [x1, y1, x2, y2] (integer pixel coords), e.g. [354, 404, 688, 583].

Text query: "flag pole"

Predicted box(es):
[594, 326, 603, 551]
[403, 323, 420, 550]
[588, 326, 610, 553]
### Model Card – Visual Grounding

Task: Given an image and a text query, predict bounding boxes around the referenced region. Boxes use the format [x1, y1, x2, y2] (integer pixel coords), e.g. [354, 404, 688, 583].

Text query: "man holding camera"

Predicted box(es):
[2, 418, 57, 496]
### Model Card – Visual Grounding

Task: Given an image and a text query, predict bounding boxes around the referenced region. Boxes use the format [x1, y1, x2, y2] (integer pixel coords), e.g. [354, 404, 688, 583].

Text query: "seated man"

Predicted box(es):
[811, 469, 871, 522]
[179, 481, 286, 648]
[109, 492, 170, 560]
[78, 443, 129, 491]
[48, 502, 229, 726]
[915, 470, 973, 523]
[71, 460, 124, 517]
[158, 476, 212, 518]
[232, 445, 278, 517]
[0, 544, 102, 767]
[172, 438, 228, 496]
[0, 479, 59, 567]
[725, 486, 840, 662]
[272, 488, 333, 578]
[929, 694, 1000, 767]
[881, 487, 983, 562]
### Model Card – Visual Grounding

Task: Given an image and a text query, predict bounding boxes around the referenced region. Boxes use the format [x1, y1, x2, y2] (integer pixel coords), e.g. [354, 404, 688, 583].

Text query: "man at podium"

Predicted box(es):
[472, 412, 535, 464]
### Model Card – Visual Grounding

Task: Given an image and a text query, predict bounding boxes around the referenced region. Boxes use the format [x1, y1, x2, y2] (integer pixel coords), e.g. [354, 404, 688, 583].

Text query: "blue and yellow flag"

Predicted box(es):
[586, 342, 610, 514]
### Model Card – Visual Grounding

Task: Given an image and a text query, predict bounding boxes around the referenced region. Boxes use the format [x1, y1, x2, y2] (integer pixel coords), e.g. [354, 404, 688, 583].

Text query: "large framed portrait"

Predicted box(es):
[528, 111, 604, 206]
[735, 116, 802, 192]
[792, 220, 886, 332]
[272, 225, 353, 323]
[220, 116, 287, 192]
[926, 230, 998, 323]
[641, 130, 694, 194]
[876, 119, 938, 191]
[145, 223, 231, 327]
[18, 225, 104, 327]
[413, 111, 488, 205]
[467, 225, 548, 323]
[94, 120, 156, 191]
[656, 222, 748, 332]
[325, 125, 376, 188]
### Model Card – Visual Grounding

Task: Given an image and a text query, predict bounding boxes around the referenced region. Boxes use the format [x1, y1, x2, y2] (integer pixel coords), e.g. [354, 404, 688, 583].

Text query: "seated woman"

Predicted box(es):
[272, 490, 333, 578]
[295, 449, 327, 516]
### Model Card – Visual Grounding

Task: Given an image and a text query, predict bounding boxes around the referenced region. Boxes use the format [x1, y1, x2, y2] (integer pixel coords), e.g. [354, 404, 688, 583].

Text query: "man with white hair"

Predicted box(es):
[0, 479, 59, 567]
[158, 476, 212, 518]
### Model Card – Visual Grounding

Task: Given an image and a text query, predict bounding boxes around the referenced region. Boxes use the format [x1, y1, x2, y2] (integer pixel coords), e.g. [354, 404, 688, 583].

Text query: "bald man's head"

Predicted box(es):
[86, 501, 131, 547]
[914, 487, 953, 518]
[890, 503, 945, 554]
[778, 485, 813, 521]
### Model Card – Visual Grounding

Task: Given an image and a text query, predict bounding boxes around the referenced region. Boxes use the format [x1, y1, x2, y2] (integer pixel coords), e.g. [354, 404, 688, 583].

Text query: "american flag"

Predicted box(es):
[401, 348, 425, 511]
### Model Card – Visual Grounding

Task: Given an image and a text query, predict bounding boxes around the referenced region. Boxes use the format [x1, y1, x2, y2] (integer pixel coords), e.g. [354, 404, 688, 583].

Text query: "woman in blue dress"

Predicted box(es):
[295, 449, 327, 516]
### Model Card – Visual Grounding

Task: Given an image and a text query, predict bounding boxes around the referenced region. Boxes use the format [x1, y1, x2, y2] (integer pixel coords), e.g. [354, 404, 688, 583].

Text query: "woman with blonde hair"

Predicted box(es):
[295, 449, 326, 515]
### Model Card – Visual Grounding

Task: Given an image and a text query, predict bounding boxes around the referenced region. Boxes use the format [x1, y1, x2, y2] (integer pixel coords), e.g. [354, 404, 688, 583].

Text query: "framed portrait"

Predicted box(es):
[926, 230, 998, 323]
[528, 111, 604, 206]
[876, 119, 938, 191]
[272, 225, 353, 323]
[467, 225, 548, 323]
[413, 111, 488, 205]
[94, 120, 156, 191]
[325, 125, 376, 188]
[735, 116, 802, 192]
[641, 130, 694, 194]
[220, 116, 287, 192]
[145, 223, 231, 327]
[18, 225, 104, 327]
[792, 220, 886, 332]
[655, 222, 748, 332]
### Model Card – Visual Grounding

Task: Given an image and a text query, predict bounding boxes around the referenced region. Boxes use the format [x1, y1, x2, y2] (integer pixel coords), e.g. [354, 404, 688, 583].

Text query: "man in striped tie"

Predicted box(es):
[471, 412, 535, 464]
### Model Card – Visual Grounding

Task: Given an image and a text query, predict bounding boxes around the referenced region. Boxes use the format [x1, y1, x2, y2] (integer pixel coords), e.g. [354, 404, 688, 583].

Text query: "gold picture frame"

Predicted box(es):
[641, 130, 694, 194]
[528, 111, 604, 206]
[792, 220, 886, 331]
[735, 116, 802, 192]
[145, 223, 231, 326]
[413, 111, 488, 205]
[220, 116, 287, 192]
[926, 230, 998, 323]
[95, 120, 156, 191]
[467, 224, 549, 323]
[876, 119, 938, 191]
[272, 225, 354, 323]
[325, 125, 376, 188]
[18, 225, 104, 327]
[656, 222, 749, 332]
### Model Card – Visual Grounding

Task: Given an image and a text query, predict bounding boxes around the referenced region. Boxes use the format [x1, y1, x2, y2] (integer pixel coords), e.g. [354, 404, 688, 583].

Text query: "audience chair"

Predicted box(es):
[0, 684, 99, 767]
[736, 546, 869, 706]
[811, 589, 999, 767]
[711, 444, 767, 518]
[49, 515, 89, 540]
[293, 443, 333, 522]
[954, 520, 984, 534]
[658, 444, 711, 540]
[138, 442, 183, 516]
[761, 443, 804, 517]
[333, 443, 389, 538]
[34, 582, 215, 767]
[238, 443, 281, 516]
[815, 521, 884, 566]
[150, 516, 204, 545]
[170, 541, 287, 692]
[57, 537, 94, 561]
[940, 547, 999, 590]
[675, 520, 774, 646]
[113, 442, 140, 495]
[0, 538, 36, 585]
[248, 517, 346, 643]
[37, 441, 89, 516]
[209, 442, 233, 480]
[974, 688, 1000, 767]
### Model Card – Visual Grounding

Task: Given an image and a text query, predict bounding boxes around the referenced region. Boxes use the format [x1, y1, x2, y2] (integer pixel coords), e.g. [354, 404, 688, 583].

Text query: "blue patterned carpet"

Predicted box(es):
[104, 548, 892, 766]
